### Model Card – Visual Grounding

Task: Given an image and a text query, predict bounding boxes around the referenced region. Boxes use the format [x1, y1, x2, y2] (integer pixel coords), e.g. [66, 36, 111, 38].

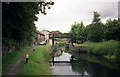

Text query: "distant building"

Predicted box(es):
[39, 30, 62, 45]
[49, 31, 61, 45]
[49, 31, 61, 37]
[40, 30, 50, 42]
[35, 30, 45, 44]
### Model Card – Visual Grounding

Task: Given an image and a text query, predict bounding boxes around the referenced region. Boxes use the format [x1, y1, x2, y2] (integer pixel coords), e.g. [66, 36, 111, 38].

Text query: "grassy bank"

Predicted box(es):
[2, 46, 31, 74]
[83, 40, 119, 60]
[75, 43, 86, 46]
[71, 40, 120, 69]
[84, 54, 118, 70]
[18, 45, 52, 75]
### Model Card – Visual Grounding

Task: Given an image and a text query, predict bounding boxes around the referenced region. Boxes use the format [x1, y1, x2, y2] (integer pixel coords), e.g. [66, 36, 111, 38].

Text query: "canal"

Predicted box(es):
[50, 51, 120, 77]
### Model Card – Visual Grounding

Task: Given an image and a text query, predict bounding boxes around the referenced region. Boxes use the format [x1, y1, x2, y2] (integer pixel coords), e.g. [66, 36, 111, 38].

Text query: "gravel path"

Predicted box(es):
[4, 47, 34, 75]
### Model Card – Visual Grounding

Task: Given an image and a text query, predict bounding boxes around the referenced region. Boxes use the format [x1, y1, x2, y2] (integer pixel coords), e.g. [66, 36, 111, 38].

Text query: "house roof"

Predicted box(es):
[35, 30, 45, 36]
[50, 31, 59, 34]
[40, 29, 50, 33]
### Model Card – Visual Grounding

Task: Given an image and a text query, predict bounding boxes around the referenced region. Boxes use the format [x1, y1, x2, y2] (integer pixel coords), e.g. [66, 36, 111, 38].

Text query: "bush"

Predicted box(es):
[58, 42, 66, 47]
[84, 40, 119, 57]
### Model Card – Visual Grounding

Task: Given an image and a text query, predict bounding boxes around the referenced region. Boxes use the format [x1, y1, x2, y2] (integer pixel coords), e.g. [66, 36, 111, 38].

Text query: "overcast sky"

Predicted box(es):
[35, 0, 119, 33]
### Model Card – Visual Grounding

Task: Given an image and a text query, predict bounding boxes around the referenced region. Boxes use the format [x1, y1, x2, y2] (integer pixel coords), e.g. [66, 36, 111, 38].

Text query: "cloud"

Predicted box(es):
[118, 1, 120, 18]
[35, 0, 119, 33]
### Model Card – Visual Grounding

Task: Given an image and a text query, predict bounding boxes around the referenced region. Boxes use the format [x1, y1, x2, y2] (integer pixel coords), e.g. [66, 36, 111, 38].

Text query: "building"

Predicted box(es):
[35, 30, 45, 45]
[49, 31, 61, 45]
[49, 31, 61, 37]
[40, 30, 50, 42]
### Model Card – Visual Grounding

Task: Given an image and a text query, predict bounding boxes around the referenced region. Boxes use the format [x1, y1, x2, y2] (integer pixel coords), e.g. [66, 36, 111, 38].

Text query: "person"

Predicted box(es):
[25, 54, 29, 64]
[33, 47, 35, 51]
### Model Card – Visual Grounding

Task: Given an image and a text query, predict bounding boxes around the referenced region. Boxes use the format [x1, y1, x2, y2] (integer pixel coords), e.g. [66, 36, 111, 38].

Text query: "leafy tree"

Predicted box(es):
[2, 2, 54, 54]
[84, 24, 92, 41]
[76, 21, 85, 43]
[104, 18, 120, 41]
[70, 22, 78, 43]
[84, 12, 119, 42]
[88, 11, 104, 42]
[69, 21, 85, 43]
[56, 30, 62, 34]
[69, 11, 119, 43]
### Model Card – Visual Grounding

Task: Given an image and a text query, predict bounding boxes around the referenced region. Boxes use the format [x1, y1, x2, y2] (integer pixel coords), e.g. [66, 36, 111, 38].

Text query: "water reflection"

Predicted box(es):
[51, 52, 75, 75]
[71, 55, 120, 77]
[51, 63, 77, 75]
[54, 52, 71, 61]
[51, 52, 120, 76]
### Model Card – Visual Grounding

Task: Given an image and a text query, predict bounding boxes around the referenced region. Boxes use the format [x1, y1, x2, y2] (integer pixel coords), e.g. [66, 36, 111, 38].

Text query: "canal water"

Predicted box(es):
[50, 51, 120, 76]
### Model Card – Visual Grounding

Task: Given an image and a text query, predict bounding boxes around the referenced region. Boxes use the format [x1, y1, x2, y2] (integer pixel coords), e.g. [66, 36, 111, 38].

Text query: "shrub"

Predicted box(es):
[84, 40, 119, 58]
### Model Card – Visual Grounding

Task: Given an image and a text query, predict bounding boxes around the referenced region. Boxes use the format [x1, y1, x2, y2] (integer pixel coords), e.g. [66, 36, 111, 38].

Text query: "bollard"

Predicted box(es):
[52, 56, 54, 65]
[71, 55, 74, 61]
[25, 54, 29, 64]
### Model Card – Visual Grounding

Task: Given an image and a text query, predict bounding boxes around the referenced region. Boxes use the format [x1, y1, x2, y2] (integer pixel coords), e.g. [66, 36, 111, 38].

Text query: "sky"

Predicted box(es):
[35, 0, 119, 33]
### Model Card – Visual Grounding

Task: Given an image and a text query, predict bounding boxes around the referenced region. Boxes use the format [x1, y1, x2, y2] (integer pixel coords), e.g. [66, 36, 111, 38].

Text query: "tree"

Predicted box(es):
[70, 22, 78, 43]
[104, 18, 120, 41]
[84, 24, 92, 41]
[2, 2, 54, 54]
[56, 30, 62, 34]
[76, 21, 85, 43]
[89, 11, 104, 42]
[69, 21, 85, 43]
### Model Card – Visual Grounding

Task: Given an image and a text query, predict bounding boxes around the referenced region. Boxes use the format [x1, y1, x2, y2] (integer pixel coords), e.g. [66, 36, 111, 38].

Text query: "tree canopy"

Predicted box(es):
[2, 2, 54, 54]
[88, 11, 104, 42]
[70, 21, 85, 43]
[69, 11, 120, 43]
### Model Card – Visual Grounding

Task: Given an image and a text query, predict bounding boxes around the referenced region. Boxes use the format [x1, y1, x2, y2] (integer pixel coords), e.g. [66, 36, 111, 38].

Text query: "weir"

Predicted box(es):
[49, 61, 70, 63]
[50, 51, 72, 65]
[49, 33, 74, 65]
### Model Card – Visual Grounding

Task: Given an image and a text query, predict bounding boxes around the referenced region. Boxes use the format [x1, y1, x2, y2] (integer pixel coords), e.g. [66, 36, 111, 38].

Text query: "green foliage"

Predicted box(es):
[104, 18, 120, 41]
[70, 21, 85, 43]
[69, 11, 119, 43]
[75, 43, 86, 46]
[56, 30, 62, 34]
[2, 46, 31, 74]
[88, 11, 104, 42]
[3, 2, 38, 42]
[2, 2, 38, 53]
[71, 55, 119, 73]
[54, 38, 58, 41]
[84, 24, 92, 41]
[52, 44, 57, 53]
[84, 40, 119, 57]
[58, 42, 66, 47]
[2, 2, 54, 54]
[18, 45, 52, 75]
[69, 47, 74, 54]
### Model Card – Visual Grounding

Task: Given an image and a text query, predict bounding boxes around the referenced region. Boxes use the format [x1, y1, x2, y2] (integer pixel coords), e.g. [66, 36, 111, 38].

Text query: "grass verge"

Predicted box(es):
[75, 43, 86, 46]
[83, 40, 119, 60]
[84, 54, 118, 70]
[18, 44, 52, 75]
[2, 46, 31, 74]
